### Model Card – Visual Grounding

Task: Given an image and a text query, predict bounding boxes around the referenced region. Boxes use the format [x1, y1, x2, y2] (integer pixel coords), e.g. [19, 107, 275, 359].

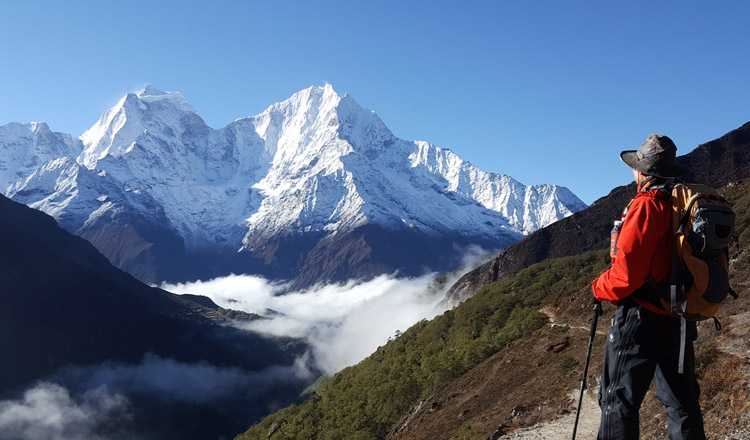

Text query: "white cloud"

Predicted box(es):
[0, 353, 317, 440]
[160, 257, 490, 375]
[297, 274, 445, 373]
[0, 382, 129, 440]
[457, 243, 495, 269]
[161, 273, 287, 315]
[54, 353, 312, 404]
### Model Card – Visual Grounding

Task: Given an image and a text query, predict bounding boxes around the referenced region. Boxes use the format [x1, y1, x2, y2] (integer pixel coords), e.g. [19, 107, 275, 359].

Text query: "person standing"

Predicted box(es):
[592, 134, 705, 439]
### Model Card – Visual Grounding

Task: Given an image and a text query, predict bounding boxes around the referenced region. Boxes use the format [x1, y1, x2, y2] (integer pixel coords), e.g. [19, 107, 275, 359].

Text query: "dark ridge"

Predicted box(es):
[0, 193, 306, 390]
[679, 121, 750, 187]
[178, 293, 221, 309]
[290, 223, 517, 290]
[0, 194, 312, 439]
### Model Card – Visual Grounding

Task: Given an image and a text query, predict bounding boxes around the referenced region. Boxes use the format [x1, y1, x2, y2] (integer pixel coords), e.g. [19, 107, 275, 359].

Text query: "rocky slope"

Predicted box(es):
[0, 85, 586, 287]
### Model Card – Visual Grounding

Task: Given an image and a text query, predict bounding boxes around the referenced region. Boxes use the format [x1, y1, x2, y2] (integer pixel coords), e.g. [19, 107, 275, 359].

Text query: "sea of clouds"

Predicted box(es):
[161, 244, 490, 374]
[163, 272, 447, 374]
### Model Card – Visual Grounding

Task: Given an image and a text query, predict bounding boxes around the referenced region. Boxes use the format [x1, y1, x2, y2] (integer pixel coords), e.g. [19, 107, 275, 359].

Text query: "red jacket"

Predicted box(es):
[592, 186, 673, 316]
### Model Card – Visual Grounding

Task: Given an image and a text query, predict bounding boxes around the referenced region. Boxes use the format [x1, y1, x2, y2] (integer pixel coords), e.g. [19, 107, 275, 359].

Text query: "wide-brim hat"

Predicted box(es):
[620, 134, 688, 178]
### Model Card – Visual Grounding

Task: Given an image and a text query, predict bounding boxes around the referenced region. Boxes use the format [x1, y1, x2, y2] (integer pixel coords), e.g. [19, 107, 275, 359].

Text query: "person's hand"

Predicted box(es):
[590, 287, 603, 315]
[591, 286, 600, 304]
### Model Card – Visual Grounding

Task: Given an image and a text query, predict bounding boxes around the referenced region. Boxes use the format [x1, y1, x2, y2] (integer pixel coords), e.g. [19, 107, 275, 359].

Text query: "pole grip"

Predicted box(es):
[590, 302, 602, 339]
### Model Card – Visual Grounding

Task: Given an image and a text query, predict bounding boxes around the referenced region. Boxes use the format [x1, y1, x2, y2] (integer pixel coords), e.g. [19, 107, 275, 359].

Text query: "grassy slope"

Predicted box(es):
[237, 179, 750, 440]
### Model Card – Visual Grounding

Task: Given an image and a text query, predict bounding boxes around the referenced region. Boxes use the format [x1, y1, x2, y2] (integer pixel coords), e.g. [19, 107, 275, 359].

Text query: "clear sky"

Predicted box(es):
[1, 0, 748, 204]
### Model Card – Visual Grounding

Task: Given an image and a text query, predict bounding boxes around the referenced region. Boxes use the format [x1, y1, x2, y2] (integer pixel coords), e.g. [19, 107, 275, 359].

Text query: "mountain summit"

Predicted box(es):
[0, 85, 586, 286]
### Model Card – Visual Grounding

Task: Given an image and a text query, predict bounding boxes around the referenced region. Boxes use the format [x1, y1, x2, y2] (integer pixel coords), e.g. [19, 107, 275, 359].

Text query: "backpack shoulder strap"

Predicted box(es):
[640, 177, 676, 197]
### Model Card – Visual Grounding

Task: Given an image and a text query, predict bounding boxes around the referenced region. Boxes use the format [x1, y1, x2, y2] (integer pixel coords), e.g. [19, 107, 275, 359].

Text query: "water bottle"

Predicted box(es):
[610, 220, 622, 258]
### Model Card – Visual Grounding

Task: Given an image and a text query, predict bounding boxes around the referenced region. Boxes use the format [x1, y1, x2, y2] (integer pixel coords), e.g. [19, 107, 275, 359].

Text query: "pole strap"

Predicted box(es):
[678, 306, 687, 374]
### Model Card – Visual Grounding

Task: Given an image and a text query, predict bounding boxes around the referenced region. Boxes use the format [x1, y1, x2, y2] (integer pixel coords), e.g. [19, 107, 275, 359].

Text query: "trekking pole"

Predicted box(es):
[572, 301, 603, 440]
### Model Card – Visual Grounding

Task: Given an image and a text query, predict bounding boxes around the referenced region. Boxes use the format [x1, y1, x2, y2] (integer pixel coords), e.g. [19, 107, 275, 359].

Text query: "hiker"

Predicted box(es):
[591, 134, 705, 439]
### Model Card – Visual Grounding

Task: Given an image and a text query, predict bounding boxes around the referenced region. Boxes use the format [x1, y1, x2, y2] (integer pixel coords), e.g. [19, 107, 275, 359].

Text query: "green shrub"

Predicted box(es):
[558, 356, 579, 375]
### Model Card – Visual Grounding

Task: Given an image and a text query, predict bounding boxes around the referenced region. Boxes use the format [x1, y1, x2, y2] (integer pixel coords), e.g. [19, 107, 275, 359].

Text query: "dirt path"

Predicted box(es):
[491, 306, 605, 439]
[500, 389, 600, 440]
[504, 310, 750, 440]
[541, 306, 608, 336]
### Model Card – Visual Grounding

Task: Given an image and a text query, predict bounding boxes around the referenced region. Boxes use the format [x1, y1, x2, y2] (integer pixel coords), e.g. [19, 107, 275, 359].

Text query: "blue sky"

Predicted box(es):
[1, 1, 748, 204]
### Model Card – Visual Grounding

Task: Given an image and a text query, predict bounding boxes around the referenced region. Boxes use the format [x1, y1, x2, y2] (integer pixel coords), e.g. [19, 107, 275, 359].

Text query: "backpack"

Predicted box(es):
[661, 182, 737, 322]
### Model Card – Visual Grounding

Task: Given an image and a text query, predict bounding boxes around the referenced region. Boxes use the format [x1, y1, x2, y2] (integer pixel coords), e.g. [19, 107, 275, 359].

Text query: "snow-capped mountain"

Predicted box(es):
[0, 85, 587, 286]
[0, 122, 83, 190]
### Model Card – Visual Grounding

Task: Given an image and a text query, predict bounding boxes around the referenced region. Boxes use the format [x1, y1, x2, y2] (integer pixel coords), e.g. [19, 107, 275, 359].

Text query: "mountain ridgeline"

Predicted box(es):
[236, 122, 750, 439]
[0, 85, 586, 288]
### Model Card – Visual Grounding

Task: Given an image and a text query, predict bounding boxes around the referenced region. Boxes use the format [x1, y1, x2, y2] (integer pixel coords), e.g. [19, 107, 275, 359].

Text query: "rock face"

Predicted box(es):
[442, 122, 750, 306]
[0, 85, 586, 287]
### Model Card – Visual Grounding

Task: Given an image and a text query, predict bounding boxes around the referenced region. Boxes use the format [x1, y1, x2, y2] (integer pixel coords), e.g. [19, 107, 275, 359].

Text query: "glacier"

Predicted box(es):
[0, 84, 587, 286]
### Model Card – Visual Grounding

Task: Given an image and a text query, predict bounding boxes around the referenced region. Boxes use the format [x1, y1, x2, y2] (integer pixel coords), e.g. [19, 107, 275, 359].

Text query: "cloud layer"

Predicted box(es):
[0, 353, 315, 440]
[0, 382, 130, 440]
[53, 352, 313, 405]
[161, 249, 490, 375]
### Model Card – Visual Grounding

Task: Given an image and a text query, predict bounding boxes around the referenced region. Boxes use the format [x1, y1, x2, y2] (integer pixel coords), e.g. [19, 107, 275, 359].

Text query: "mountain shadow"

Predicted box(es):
[0, 194, 314, 439]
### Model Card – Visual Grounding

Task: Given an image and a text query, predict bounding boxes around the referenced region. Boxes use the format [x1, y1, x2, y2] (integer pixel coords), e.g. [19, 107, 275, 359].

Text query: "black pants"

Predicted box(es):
[597, 304, 705, 440]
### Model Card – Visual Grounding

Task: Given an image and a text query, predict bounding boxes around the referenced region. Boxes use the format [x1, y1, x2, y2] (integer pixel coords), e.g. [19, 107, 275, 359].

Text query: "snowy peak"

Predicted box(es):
[252, 84, 381, 140]
[79, 86, 206, 169]
[252, 85, 343, 143]
[261, 84, 343, 117]
[138, 84, 166, 96]
[78, 93, 142, 167]
[0, 122, 83, 191]
[239, 85, 409, 243]
[137, 84, 199, 114]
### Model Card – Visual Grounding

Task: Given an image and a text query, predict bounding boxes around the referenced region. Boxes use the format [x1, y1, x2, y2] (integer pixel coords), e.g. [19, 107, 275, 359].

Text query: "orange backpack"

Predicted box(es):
[663, 182, 737, 321]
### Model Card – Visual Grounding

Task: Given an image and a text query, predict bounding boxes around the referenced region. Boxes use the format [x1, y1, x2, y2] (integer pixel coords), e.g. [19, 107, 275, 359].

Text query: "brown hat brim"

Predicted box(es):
[620, 150, 688, 178]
